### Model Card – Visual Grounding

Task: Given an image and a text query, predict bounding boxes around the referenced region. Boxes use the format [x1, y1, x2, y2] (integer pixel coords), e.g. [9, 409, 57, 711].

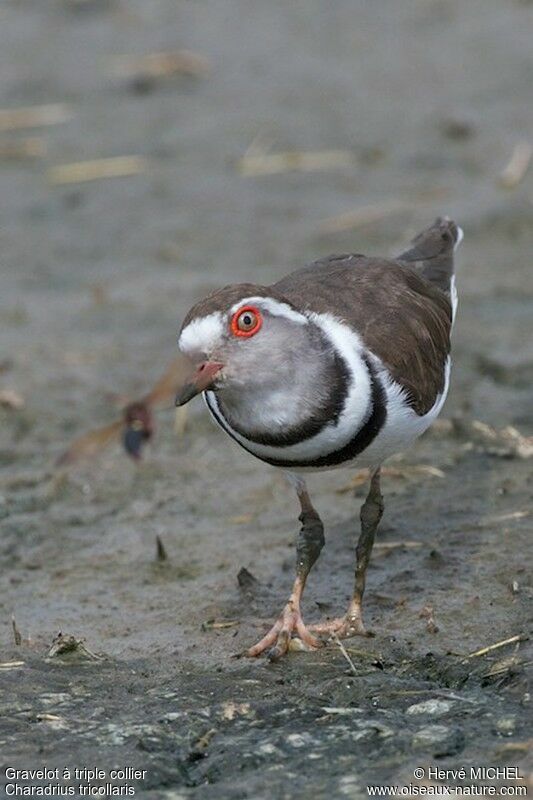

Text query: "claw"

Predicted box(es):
[245, 601, 322, 659]
[308, 612, 371, 639]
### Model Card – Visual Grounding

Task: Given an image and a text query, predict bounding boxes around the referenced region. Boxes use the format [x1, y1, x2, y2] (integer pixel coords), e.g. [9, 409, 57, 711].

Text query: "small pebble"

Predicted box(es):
[412, 724, 450, 748]
[495, 716, 516, 736]
[406, 699, 453, 717]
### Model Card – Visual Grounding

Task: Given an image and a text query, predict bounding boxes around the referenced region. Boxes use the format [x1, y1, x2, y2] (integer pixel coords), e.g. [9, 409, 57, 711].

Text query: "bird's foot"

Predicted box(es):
[308, 611, 371, 639]
[245, 600, 323, 661]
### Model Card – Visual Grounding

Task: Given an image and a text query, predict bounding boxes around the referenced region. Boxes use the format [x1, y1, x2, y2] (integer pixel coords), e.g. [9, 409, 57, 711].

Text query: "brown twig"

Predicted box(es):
[155, 535, 167, 562]
[189, 728, 217, 756]
[11, 616, 22, 646]
[419, 605, 439, 634]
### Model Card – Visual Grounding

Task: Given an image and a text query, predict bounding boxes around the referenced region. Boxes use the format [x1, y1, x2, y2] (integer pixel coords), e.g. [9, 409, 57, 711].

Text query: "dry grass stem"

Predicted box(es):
[0, 104, 72, 132]
[36, 713, 63, 722]
[452, 419, 533, 459]
[0, 660, 25, 670]
[48, 155, 148, 185]
[47, 632, 102, 660]
[238, 149, 356, 177]
[496, 740, 533, 755]
[499, 141, 532, 189]
[0, 389, 25, 410]
[385, 688, 476, 704]
[374, 540, 424, 552]
[228, 513, 255, 525]
[332, 632, 358, 675]
[344, 646, 383, 662]
[419, 605, 439, 634]
[336, 464, 444, 494]
[485, 510, 530, 525]
[201, 619, 240, 631]
[481, 654, 521, 680]
[174, 406, 188, 437]
[465, 634, 525, 661]
[191, 728, 217, 753]
[320, 200, 413, 233]
[0, 137, 46, 160]
[110, 50, 210, 81]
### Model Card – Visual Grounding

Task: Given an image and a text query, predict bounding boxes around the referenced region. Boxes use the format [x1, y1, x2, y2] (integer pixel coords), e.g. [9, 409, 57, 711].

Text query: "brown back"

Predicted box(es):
[273, 256, 452, 415]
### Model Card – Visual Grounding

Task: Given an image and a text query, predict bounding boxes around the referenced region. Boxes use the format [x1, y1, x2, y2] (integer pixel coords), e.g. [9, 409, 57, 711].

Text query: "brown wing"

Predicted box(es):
[56, 419, 123, 466]
[273, 256, 452, 415]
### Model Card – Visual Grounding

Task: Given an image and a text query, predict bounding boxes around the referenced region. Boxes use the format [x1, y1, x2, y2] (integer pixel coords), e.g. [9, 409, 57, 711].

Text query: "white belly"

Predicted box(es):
[205, 357, 450, 474]
[350, 357, 451, 470]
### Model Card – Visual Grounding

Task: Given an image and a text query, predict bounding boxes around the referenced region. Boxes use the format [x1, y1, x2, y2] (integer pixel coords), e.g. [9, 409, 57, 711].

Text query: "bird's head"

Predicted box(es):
[175, 284, 318, 408]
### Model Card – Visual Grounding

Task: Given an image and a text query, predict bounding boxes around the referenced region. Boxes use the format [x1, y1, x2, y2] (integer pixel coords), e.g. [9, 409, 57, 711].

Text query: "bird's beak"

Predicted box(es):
[175, 361, 224, 406]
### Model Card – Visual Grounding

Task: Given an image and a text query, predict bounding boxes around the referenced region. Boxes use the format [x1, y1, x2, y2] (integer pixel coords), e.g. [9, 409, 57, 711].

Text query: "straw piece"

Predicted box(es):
[110, 50, 210, 81]
[320, 200, 413, 233]
[465, 634, 525, 660]
[332, 632, 358, 675]
[237, 150, 356, 177]
[0, 104, 73, 132]
[336, 464, 444, 494]
[0, 137, 46, 159]
[0, 389, 25, 410]
[499, 141, 532, 189]
[48, 155, 148, 185]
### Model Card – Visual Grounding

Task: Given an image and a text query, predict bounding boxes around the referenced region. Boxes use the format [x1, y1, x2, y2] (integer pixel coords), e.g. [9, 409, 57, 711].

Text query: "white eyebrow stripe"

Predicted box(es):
[230, 296, 308, 325]
[178, 311, 224, 355]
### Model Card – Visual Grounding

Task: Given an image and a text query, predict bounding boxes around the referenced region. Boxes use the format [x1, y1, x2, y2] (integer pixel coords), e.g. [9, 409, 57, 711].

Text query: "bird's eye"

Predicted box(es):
[230, 306, 262, 337]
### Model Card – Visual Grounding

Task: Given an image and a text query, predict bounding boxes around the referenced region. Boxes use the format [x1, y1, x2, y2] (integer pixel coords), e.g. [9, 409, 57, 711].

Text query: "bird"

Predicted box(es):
[175, 217, 462, 661]
[57, 356, 190, 466]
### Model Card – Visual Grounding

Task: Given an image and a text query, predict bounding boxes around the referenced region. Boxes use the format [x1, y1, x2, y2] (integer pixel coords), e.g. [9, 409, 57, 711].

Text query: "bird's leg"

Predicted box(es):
[245, 483, 325, 660]
[344, 467, 383, 634]
[310, 468, 384, 638]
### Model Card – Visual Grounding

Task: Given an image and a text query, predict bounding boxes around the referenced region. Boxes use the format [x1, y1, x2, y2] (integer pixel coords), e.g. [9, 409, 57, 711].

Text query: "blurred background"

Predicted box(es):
[1, 0, 532, 793]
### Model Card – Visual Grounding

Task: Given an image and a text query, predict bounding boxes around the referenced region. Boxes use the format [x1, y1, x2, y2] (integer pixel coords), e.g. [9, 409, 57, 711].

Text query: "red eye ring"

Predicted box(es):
[230, 305, 262, 337]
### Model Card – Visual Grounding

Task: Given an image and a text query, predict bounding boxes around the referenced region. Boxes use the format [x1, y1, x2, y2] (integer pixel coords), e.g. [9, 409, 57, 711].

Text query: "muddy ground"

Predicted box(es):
[1, 1, 532, 798]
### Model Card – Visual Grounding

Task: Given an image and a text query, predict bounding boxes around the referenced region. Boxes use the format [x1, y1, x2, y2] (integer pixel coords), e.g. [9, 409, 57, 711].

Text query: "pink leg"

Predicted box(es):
[246, 575, 322, 659]
[245, 484, 325, 661]
[309, 468, 383, 640]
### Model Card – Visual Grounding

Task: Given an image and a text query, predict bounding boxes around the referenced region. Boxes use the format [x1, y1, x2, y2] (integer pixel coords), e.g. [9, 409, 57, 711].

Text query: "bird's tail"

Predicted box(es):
[397, 216, 463, 294]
